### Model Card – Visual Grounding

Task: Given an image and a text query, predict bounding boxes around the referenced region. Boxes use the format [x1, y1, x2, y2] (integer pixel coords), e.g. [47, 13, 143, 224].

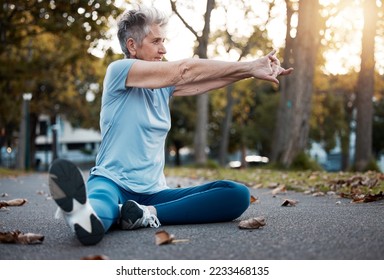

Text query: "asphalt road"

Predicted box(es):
[1, 170, 384, 260]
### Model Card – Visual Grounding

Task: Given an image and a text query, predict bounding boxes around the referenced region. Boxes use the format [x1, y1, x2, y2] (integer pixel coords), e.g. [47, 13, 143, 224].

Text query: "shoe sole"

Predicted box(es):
[48, 159, 104, 245]
[120, 200, 144, 230]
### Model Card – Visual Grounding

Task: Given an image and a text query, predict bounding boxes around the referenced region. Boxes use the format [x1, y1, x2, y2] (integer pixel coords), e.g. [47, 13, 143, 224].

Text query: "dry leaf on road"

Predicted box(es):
[271, 184, 286, 195]
[81, 254, 110, 260]
[155, 230, 175, 245]
[0, 198, 27, 208]
[238, 217, 266, 229]
[250, 195, 258, 204]
[281, 199, 298, 207]
[351, 191, 384, 203]
[155, 230, 189, 245]
[0, 230, 44, 244]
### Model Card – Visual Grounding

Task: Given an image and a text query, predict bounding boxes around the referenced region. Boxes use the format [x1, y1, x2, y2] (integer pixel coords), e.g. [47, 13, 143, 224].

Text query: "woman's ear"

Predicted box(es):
[126, 38, 137, 57]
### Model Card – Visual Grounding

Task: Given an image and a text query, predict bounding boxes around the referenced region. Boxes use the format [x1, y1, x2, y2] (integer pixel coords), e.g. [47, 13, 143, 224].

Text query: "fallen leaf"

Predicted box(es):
[252, 183, 263, 189]
[250, 195, 258, 204]
[312, 192, 325, 197]
[238, 217, 266, 229]
[0, 230, 44, 244]
[155, 230, 189, 245]
[271, 184, 286, 195]
[308, 174, 318, 180]
[267, 182, 279, 189]
[281, 199, 298, 207]
[155, 230, 175, 245]
[362, 192, 384, 202]
[0, 198, 28, 208]
[81, 254, 110, 260]
[352, 192, 384, 203]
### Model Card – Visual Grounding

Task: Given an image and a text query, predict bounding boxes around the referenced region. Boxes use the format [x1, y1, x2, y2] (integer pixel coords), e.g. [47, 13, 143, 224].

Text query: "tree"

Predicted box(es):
[354, 0, 378, 171]
[310, 73, 356, 171]
[212, 1, 274, 166]
[170, 0, 215, 165]
[167, 95, 196, 166]
[271, 0, 321, 167]
[0, 0, 121, 169]
[170, 0, 275, 166]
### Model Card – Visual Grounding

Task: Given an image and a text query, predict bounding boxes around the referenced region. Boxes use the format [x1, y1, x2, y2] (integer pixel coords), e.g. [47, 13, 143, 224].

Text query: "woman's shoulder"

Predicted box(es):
[108, 58, 137, 68]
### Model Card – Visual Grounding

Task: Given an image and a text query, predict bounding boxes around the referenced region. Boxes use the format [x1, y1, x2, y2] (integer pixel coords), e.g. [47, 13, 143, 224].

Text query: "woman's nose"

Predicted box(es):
[159, 43, 166, 54]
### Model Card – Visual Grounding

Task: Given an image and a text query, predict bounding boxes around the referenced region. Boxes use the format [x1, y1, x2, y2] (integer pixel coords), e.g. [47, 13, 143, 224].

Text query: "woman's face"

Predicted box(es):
[132, 24, 167, 61]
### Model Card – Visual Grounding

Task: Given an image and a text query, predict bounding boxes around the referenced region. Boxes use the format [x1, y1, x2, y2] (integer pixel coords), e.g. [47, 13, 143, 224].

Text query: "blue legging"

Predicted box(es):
[86, 175, 250, 232]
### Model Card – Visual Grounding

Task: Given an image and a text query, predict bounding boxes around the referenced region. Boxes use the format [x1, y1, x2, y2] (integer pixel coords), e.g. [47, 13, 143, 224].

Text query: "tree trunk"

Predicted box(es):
[194, 93, 209, 165]
[193, 0, 215, 165]
[271, 0, 320, 167]
[29, 112, 38, 170]
[340, 95, 354, 171]
[50, 115, 58, 161]
[16, 99, 27, 170]
[218, 84, 235, 166]
[354, 0, 377, 171]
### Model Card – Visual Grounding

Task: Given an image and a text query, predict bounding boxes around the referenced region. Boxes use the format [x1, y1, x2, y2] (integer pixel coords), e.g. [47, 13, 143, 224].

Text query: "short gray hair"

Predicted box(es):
[117, 6, 169, 58]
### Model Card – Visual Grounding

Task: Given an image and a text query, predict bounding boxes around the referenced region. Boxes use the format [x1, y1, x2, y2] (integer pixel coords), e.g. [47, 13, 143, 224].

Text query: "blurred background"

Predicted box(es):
[1, 0, 383, 173]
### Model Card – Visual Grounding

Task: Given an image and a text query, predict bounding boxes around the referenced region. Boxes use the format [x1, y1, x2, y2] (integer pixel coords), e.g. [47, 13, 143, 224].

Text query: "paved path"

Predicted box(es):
[1, 171, 384, 260]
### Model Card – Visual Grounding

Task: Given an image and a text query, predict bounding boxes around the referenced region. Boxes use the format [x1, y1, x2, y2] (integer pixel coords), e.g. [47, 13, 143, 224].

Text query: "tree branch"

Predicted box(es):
[169, 0, 199, 39]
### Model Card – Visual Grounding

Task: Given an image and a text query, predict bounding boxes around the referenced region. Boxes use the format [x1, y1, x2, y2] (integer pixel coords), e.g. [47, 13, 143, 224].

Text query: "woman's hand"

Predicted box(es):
[254, 50, 294, 84]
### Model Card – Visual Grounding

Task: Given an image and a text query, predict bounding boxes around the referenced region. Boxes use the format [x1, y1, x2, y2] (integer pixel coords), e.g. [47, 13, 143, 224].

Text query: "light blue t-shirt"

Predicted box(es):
[90, 59, 175, 194]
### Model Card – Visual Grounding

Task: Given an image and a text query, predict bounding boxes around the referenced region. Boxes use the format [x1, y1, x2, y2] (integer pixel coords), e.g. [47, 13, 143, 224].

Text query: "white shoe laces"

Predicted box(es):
[141, 206, 161, 228]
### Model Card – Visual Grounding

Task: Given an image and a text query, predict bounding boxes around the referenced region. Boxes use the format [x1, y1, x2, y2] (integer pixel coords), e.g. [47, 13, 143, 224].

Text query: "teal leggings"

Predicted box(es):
[86, 175, 250, 232]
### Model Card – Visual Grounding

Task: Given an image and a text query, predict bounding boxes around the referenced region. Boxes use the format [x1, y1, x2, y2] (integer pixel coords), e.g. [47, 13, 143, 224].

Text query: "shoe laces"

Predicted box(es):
[141, 207, 161, 228]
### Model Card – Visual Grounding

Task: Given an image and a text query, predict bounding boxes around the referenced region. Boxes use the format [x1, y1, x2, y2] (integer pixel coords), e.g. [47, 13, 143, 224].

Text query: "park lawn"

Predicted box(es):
[164, 166, 384, 203]
[0, 168, 25, 177]
[1, 166, 383, 202]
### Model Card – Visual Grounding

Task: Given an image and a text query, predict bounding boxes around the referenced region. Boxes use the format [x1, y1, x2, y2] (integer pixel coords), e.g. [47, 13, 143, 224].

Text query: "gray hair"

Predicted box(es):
[117, 6, 169, 58]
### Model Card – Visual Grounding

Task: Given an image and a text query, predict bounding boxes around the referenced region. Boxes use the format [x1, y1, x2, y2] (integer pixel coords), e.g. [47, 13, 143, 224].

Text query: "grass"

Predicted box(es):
[1, 165, 383, 202]
[0, 168, 26, 177]
[164, 166, 384, 201]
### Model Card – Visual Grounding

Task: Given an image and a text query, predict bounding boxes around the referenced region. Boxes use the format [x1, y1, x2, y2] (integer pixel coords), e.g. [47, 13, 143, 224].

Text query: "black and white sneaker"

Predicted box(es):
[48, 159, 104, 246]
[120, 200, 160, 230]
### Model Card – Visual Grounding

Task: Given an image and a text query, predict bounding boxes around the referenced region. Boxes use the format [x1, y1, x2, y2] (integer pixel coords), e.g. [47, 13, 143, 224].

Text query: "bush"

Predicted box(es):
[351, 159, 382, 172]
[290, 152, 323, 171]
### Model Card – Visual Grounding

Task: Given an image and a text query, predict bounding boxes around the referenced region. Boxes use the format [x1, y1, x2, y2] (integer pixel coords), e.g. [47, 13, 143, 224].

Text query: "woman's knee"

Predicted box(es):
[221, 180, 250, 205]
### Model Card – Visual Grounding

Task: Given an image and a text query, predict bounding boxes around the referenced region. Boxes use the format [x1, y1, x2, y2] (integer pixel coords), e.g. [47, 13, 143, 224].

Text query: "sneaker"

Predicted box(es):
[48, 158, 104, 246]
[120, 200, 160, 230]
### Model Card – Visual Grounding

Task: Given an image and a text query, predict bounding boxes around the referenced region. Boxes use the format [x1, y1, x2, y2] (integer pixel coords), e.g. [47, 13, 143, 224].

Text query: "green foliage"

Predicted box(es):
[350, 159, 382, 173]
[209, 79, 279, 159]
[0, 167, 25, 177]
[167, 95, 196, 165]
[190, 159, 220, 169]
[0, 1, 123, 164]
[264, 152, 323, 171]
[290, 152, 324, 171]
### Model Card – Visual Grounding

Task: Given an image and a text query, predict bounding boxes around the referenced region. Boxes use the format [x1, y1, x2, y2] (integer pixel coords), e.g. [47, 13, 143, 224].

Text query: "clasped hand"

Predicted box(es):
[260, 50, 294, 84]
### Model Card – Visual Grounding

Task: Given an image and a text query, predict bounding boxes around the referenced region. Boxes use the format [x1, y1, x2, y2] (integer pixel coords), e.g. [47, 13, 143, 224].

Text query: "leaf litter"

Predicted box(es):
[281, 199, 298, 206]
[0, 198, 27, 209]
[81, 254, 110, 260]
[0, 230, 44, 244]
[155, 230, 189, 245]
[165, 168, 384, 203]
[238, 217, 266, 229]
